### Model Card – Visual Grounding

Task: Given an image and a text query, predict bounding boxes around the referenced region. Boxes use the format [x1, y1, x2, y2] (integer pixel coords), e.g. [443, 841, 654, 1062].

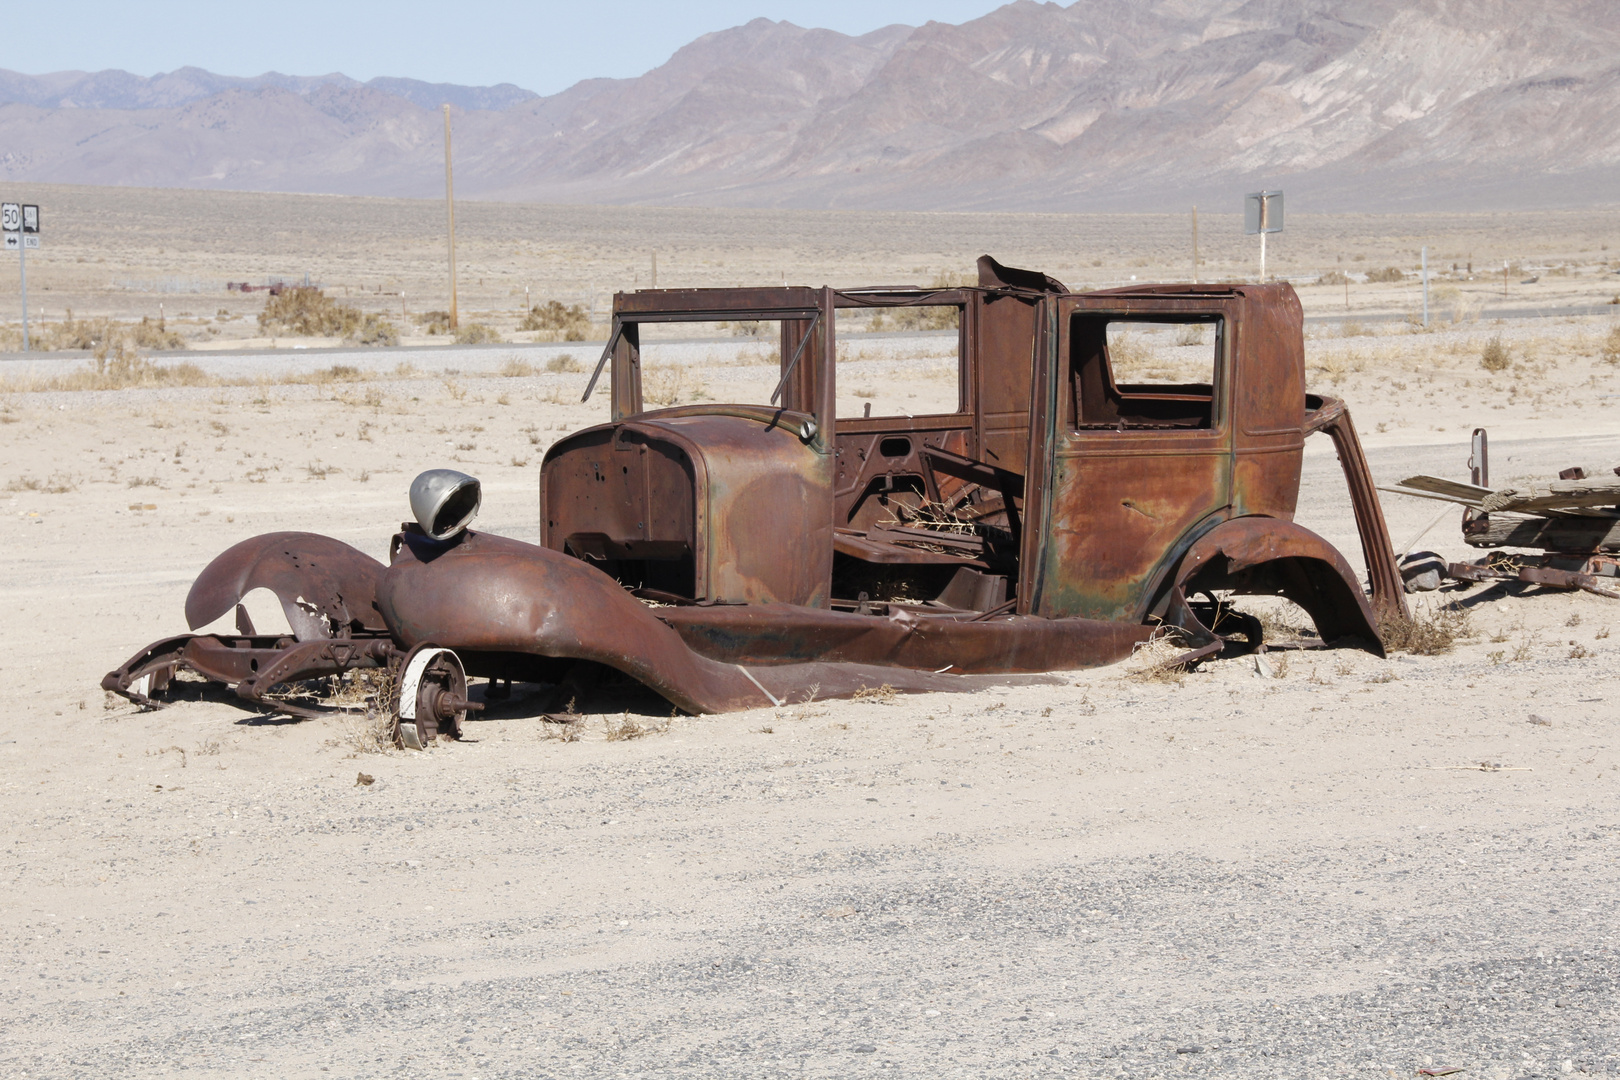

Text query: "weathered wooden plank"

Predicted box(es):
[1463, 513, 1620, 552]
[1480, 478, 1620, 513]
[1379, 474, 1491, 508]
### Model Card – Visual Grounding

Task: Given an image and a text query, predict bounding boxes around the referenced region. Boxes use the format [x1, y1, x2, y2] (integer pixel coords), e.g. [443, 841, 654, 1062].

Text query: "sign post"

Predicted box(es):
[1244, 190, 1284, 282]
[1421, 246, 1429, 327]
[2, 202, 38, 351]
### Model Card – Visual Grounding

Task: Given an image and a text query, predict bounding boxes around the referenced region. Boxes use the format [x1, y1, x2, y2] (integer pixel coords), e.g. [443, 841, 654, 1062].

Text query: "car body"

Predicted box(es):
[105, 257, 1405, 740]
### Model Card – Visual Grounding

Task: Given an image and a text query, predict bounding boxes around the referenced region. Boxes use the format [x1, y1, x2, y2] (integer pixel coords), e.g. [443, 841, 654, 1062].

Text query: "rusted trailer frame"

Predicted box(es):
[106, 258, 1404, 737]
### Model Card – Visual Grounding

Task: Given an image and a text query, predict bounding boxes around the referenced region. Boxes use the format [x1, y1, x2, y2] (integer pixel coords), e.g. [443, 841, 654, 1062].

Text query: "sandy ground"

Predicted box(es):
[1, 303, 1617, 1079]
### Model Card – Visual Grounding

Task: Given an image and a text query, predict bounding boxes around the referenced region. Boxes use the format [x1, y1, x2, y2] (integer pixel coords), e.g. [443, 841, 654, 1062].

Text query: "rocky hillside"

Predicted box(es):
[2, 1, 1616, 210]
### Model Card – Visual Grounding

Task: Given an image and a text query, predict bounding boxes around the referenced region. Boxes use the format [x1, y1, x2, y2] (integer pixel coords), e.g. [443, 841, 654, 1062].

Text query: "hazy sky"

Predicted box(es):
[20, 1, 1012, 94]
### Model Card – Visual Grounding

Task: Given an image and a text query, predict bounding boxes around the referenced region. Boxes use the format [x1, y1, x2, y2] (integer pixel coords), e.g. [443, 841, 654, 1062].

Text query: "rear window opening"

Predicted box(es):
[1069, 315, 1222, 430]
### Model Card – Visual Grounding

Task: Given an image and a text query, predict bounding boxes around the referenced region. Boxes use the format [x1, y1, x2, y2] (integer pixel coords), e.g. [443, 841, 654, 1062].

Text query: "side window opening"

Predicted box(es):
[1069, 315, 1222, 430]
[834, 305, 963, 419]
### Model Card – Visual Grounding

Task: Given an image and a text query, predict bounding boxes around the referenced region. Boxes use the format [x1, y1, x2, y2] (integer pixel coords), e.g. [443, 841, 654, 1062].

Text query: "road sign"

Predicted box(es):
[23, 235, 38, 249]
[0, 202, 17, 232]
[1245, 190, 1284, 234]
[2, 233, 15, 250]
[21, 204, 38, 233]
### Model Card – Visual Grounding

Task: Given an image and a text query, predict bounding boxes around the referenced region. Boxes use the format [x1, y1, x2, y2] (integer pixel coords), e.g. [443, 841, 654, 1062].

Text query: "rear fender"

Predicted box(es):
[1161, 517, 1384, 655]
[185, 532, 388, 639]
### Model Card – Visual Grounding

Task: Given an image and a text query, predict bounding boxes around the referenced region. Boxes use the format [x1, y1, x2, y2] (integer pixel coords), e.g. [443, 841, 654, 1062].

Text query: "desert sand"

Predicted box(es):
[0, 191, 1617, 1078]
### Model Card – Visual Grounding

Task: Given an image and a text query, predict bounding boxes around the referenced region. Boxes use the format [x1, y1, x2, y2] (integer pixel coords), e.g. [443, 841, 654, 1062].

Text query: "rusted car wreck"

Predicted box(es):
[106, 257, 1406, 744]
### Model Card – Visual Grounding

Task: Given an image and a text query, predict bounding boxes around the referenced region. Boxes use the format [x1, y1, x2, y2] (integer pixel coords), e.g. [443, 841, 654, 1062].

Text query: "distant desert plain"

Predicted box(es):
[0, 185, 1616, 1078]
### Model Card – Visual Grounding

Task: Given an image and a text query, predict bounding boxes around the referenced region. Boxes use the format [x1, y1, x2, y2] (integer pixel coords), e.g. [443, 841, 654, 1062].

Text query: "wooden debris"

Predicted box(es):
[1480, 478, 1620, 514]
[1463, 514, 1620, 552]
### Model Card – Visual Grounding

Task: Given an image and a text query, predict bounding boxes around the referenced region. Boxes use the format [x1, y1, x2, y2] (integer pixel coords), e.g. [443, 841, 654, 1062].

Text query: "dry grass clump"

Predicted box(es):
[329, 669, 397, 753]
[1381, 601, 1473, 655]
[2, 338, 211, 393]
[852, 683, 898, 704]
[545, 353, 583, 374]
[500, 357, 535, 377]
[519, 300, 589, 341]
[642, 364, 707, 405]
[1365, 266, 1405, 284]
[454, 323, 502, 345]
[604, 712, 669, 741]
[6, 473, 76, 494]
[1124, 632, 1190, 684]
[259, 287, 397, 346]
[1480, 334, 1511, 372]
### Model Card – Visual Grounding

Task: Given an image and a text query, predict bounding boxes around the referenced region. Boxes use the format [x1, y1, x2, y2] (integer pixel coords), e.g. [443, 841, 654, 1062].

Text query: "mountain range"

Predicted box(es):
[2, 0, 1617, 211]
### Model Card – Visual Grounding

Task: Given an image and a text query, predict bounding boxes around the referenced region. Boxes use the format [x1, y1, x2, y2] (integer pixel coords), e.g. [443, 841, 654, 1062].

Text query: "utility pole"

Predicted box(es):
[443, 105, 458, 330]
[1191, 206, 1199, 284]
[651, 252, 658, 290]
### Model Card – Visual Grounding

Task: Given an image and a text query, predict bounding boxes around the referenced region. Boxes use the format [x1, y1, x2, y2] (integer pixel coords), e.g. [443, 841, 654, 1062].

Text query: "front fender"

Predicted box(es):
[1163, 517, 1384, 655]
[185, 532, 388, 639]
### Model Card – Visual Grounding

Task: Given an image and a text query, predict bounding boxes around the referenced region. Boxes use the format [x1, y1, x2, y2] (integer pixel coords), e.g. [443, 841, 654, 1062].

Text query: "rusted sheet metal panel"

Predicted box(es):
[1230, 285, 1305, 521]
[1036, 445, 1230, 620]
[657, 603, 1151, 673]
[543, 412, 832, 607]
[973, 291, 1041, 472]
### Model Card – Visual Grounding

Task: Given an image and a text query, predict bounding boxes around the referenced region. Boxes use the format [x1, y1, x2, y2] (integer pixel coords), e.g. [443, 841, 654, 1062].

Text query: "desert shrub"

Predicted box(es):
[417, 310, 452, 335]
[519, 300, 589, 341]
[1318, 269, 1349, 286]
[454, 323, 502, 345]
[349, 315, 398, 347]
[1602, 325, 1620, 366]
[1364, 266, 1405, 283]
[258, 288, 396, 346]
[38, 310, 182, 352]
[642, 364, 706, 405]
[130, 317, 184, 350]
[545, 353, 583, 374]
[1480, 334, 1511, 372]
[259, 287, 348, 336]
[42, 309, 114, 351]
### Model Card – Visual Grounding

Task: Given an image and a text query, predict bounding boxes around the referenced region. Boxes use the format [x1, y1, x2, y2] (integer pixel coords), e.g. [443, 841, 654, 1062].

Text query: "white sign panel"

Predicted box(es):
[2, 233, 15, 250]
[22, 235, 38, 249]
[21, 204, 38, 233]
[0, 202, 17, 232]
[1244, 190, 1284, 235]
